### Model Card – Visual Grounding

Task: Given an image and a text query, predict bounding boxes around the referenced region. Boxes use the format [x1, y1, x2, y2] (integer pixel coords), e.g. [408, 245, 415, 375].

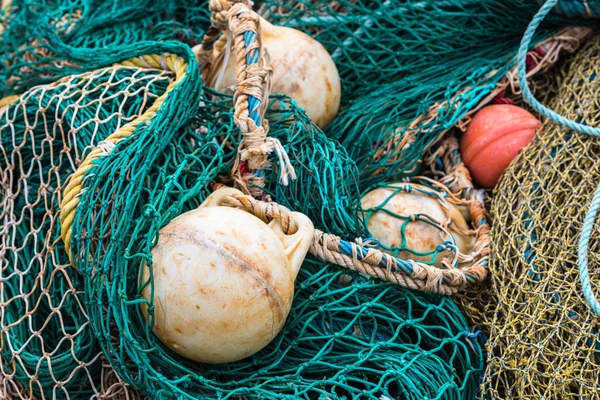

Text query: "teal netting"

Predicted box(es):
[0, 0, 209, 96]
[258, 0, 597, 186]
[2, 0, 599, 398]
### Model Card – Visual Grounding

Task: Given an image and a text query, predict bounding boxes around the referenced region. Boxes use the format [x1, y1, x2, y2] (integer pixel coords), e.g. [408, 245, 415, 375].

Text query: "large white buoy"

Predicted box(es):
[141, 188, 314, 364]
[196, 17, 341, 129]
[361, 183, 474, 267]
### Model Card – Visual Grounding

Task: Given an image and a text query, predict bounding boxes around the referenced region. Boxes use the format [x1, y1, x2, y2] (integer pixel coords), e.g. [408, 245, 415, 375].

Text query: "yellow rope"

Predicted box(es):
[0, 94, 18, 108]
[59, 53, 188, 266]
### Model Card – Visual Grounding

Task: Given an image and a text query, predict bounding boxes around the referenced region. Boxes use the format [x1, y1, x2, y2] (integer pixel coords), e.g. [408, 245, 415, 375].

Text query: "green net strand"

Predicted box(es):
[258, 0, 586, 100]
[259, 94, 366, 237]
[257, 0, 595, 187]
[0, 63, 176, 398]
[0, 0, 210, 96]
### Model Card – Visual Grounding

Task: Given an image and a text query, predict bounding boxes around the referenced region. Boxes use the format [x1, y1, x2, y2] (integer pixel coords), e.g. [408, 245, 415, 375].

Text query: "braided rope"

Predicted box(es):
[59, 53, 188, 265]
[518, 0, 600, 317]
[221, 184, 490, 295]
[197, 0, 295, 195]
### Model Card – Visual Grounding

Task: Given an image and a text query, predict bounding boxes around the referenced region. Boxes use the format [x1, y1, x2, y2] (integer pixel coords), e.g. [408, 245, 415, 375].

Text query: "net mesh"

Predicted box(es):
[1, 0, 599, 398]
[484, 32, 600, 399]
[0, 64, 175, 398]
[0, 50, 484, 399]
[258, 0, 595, 187]
[0, 0, 210, 97]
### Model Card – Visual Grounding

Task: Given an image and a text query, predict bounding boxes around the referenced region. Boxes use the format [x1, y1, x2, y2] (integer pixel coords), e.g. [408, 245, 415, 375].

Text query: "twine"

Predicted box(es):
[518, 0, 600, 317]
[197, 0, 296, 194]
[221, 137, 491, 297]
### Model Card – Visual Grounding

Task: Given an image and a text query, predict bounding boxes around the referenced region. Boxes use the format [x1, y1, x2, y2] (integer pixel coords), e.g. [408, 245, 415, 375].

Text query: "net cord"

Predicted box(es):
[518, 0, 600, 316]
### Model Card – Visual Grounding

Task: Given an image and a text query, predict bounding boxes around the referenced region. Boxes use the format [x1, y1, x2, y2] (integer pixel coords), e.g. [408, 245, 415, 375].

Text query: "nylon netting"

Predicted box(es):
[484, 32, 600, 399]
[1, 0, 599, 399]
[0, 0, 210, 97]
[0, 48, 485, 399]
[0, 65, 175, 398]
[257, 0, 596, 187]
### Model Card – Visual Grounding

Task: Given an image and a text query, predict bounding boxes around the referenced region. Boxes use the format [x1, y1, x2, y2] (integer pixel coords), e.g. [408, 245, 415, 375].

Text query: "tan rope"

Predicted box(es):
[196, 0, 295, 195]
[220, 181, 490, 295]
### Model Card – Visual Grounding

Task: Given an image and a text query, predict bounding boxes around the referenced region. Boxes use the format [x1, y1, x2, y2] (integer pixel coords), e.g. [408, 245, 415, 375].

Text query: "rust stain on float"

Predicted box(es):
[161, 268, 167, 275]
[288, 81, 302, 96]
[222, 303, 227, 310]
[406, 225, 436, 250]
[324, 77, 332, 92]
[175, 328, 183, 334]
[210, 262, 216, 268]
[195, 305, 200, 310]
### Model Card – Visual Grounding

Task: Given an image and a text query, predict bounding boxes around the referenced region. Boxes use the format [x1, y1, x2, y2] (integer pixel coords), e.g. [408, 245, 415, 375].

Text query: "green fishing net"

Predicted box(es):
[0, 49, 484, 399]
[484, 32, 600, 400]
[258, 0, 596, 186]
[0, 0, 210, 96]
[1, 0, 599, 398]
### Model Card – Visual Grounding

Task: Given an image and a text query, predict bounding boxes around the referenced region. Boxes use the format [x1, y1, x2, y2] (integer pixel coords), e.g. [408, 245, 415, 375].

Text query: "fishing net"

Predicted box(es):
[0, 58, 177, 398]
[257, 0, 597, 186]
[0, 0, 210, 97]
[1, 0, 599, 398]
[484, 31, 600, 400]
[0, 5, 485, 398]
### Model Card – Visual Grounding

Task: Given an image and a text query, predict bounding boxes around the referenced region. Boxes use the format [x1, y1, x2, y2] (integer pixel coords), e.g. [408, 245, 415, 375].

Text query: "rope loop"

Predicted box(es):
[220, 188, 489, 295]
[196, 0, 294, 192]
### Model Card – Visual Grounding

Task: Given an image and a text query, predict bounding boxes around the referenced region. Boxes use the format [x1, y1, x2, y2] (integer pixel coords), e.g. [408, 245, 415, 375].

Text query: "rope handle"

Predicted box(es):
[221, 182, 490, 295]
[519, 0, 600, 316]
[196, 0, 296, 193]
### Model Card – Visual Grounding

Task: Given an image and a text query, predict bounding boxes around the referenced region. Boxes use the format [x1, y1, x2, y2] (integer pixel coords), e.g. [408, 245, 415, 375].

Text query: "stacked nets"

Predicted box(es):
[67, 51, 484, 397]
[1, 0, 598, 398]
[0, 57, 176, 398]
[0, 0, 210, 96]
[0, 46, 483, 400]
[258, 0, 591, 186]
[485, 32, 600, 399]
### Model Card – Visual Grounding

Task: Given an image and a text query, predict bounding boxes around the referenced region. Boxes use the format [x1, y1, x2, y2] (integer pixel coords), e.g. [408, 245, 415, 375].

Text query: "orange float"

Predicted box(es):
[461, 104, 541, 188]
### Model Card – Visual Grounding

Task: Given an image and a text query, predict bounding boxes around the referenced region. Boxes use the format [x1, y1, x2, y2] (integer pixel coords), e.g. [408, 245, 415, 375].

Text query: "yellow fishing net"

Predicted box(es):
[484, 32, 600, 399]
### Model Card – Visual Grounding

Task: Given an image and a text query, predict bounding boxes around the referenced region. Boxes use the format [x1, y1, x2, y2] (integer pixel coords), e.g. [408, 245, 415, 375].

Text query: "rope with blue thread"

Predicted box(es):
[519, 0, 600, 316]
[219, 136, 490, 295]
[196, 0, 296, 198]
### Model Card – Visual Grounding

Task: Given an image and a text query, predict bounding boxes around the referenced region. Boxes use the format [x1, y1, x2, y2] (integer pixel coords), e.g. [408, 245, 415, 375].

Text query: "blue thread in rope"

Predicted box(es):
[244, 30, 261, 126]
[519, 0, 600, 317]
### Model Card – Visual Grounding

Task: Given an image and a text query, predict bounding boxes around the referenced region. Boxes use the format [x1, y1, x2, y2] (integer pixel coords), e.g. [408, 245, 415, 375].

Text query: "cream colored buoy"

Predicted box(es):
[195, 17, 341, 129]
[361, 183, 474, 267]
[141, 188, 314, 364]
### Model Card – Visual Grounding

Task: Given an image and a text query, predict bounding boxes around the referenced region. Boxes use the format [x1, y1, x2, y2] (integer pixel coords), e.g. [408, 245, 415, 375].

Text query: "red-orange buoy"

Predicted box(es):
[461, 104, 541, 188]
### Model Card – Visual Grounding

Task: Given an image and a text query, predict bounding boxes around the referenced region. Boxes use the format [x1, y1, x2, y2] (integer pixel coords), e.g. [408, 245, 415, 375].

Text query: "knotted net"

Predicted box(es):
[484, 32, 600, 399]
[0, 26, 483, 400]
[258, 0, 597, 186]
[1, 0, 599, 398]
